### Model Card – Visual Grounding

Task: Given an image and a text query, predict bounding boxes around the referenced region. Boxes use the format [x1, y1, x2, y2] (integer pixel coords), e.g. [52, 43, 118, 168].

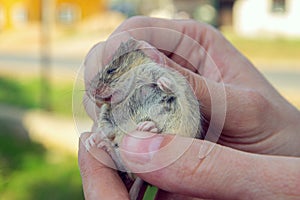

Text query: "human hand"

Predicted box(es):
[78, 132, 130, 199]
[104, 16, 300, 156]
[78, 132, 300, 200]
[119, 131, 300, 200]
[80, 17, 300, 199]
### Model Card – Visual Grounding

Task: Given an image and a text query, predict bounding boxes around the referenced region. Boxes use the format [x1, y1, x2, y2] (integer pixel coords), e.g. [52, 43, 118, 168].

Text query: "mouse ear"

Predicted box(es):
[124, 37, 140, 50]
[112, 37, 142, 59]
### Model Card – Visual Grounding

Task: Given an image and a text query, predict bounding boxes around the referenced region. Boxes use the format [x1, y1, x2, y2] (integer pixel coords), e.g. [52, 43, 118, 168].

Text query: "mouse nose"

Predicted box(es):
[92, 84, 113, 101]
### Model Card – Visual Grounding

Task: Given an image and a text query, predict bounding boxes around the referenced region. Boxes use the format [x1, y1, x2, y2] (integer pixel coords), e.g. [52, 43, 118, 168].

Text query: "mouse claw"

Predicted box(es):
[85, 131, 112, 151]
[97, 141, 114, 153]
[157, 77, 175, 94]
[85, 133, 98, 151]
[137, 121, 158, 133]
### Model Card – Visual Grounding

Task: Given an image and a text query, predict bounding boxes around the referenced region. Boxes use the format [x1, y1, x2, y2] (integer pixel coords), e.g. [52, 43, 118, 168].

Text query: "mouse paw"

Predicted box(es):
[97, 140, 114, 153]
[157, 76, 175, 94]
[137, 121, 158, 133]
[85, 131, 112, 152]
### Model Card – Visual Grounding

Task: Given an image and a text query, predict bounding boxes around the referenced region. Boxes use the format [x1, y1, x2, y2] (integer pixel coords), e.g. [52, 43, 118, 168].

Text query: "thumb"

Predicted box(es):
[120, 131, 248, 199]
[120, 132, 300, 199]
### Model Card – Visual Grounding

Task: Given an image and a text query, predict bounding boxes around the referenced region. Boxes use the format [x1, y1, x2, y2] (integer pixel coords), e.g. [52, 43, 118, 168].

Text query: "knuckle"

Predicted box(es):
[243, 90, 272, 128]
[121, 16, 150, 29]
[247, 90, 270, 116]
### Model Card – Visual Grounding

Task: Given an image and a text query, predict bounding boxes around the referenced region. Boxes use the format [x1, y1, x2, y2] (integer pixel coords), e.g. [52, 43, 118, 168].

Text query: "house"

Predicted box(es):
[233, 0, 300, 37]
[0, 0, 40, 29]
[0, 0, 106, 29]
[55, 0, 106, 25]
[143, 0, 237, 27]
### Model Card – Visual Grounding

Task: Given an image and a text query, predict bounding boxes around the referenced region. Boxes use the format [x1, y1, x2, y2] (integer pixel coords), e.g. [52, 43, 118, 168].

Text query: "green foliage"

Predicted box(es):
[0, 77, 40, 109]
[222, 30, 300, 63]
[0, 120, 83, 200]
[50, 81, 74, 116]
[0, 76, 74, 116]
[143, 186, 158, 200]
[0, 76, 84, 199]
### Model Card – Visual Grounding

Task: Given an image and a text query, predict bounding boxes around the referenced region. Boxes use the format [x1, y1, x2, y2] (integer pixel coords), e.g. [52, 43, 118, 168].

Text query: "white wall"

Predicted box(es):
[233, 0, 300, 37]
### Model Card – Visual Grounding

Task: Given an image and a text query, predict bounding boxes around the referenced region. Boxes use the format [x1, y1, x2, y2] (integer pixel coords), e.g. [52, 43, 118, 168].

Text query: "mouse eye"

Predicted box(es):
[166, 96, 176, 103]
[107, 68, 117, 74]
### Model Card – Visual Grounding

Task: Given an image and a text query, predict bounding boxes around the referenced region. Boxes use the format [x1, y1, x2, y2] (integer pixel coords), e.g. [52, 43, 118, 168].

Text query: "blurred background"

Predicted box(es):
[0, 0, 299, 199]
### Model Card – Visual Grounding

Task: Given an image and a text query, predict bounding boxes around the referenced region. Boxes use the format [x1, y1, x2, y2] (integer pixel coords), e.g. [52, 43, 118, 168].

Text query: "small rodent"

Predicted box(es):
[85, 38, 202, 199]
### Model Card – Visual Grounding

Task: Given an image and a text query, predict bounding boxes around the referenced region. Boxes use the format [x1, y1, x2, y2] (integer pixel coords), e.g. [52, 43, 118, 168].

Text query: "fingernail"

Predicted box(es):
[121, 133, 164, 164]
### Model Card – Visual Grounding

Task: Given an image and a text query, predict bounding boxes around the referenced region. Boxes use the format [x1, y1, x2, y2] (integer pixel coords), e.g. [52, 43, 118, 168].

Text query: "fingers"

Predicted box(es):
[120, 132, 300, 199]
[78, 132, 129, 200]
[120, 132, 247, 199]
[165, 54, 277, 146]
[83, 42, 107, 88]
[111, 16, 246, 75]
[112, 16, 215, 52]
[111, 16, 210, 73]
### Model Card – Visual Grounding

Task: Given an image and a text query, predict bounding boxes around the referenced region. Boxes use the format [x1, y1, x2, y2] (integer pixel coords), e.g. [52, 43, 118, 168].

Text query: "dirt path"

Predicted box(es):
[0, 104, 92, 156]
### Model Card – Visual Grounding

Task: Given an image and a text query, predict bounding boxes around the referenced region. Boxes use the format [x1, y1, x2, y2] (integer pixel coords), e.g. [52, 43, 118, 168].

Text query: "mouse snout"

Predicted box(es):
[91, 84, 113, 102]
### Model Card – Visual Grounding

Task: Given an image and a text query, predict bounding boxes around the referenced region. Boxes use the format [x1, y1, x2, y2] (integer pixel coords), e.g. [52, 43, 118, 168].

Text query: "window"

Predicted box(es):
[12, 4, 28, 27]
[57, 4, 80, 25]
[0, 6, 4, 29]
[271, 0, 286, 13]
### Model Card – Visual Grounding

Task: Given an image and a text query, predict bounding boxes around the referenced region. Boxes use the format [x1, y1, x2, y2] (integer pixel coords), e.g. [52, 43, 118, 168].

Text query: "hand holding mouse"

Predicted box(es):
[111, 17, 300, 157]
[79, 17, 300, 199]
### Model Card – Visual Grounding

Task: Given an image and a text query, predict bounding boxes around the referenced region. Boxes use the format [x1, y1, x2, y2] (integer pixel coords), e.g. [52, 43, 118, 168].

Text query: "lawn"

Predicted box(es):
[0, 119, 83, 199]
[222, 29, 300, 68]
[0, 75, 83, 199]
[0, 76, 74, 116]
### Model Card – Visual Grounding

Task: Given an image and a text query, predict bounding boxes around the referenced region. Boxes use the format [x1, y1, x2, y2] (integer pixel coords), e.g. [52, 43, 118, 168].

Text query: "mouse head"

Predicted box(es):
[88, 38, 151, 105]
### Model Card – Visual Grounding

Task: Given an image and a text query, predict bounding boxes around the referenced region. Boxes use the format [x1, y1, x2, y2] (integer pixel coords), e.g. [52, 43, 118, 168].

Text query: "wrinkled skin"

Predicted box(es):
[79, 17, 300, 200]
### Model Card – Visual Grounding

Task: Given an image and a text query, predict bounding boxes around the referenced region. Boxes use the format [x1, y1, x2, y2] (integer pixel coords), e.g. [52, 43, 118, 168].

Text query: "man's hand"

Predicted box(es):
[78, 132, 300, 199]
[78, 132, 129, 199]
[79, 17, 300, 200]
[87, 16, 300, 156]
[120, 131, 300, 199]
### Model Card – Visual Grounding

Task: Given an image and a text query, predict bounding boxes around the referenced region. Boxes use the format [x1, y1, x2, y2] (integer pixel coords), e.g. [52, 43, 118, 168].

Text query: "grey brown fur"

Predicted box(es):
[86, 38, 201, 199]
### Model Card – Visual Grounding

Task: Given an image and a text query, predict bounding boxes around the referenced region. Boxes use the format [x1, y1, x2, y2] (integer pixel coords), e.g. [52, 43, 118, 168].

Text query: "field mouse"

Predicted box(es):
[85, 38, 201, 199]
